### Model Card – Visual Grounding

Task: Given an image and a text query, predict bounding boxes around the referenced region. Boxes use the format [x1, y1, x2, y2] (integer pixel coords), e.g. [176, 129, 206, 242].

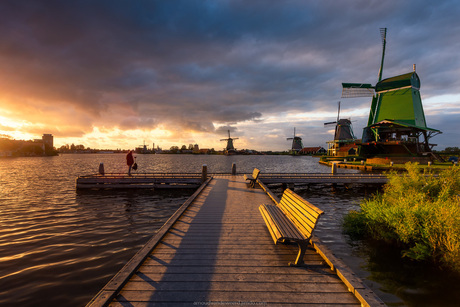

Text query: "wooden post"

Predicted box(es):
[201, 164, 207, 183]
[428, 161, 432, 167]
[98, 163, 105, 175]
[331, 162, 337, 174]
[232, 163, 236, 175]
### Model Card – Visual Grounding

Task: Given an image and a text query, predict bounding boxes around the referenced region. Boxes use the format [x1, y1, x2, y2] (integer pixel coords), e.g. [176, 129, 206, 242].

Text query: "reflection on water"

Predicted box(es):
[0, 155, 193, 306]
[1, 154, 458, 306]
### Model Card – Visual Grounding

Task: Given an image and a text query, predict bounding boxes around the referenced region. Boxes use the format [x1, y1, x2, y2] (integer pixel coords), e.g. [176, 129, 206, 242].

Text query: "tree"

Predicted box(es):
[444, 147, 460, 154]
[170, 146, 179, 153]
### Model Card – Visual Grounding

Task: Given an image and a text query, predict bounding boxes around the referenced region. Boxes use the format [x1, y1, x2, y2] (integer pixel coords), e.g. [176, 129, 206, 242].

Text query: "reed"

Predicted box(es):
[343, 163, 460, 272]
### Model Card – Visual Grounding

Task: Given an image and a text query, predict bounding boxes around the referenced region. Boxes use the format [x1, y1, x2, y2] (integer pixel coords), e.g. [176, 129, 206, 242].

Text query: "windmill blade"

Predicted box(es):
[233, 138, 239, 140]
[378, 28, 387, 82]
[337, 101, 341, 123]
[324, 121, 337, 126]
[341, 83, 375, 98]
[287, 138, 293, 140]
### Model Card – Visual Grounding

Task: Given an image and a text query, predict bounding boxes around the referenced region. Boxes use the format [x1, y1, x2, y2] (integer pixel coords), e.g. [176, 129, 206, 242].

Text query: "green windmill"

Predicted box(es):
[341, 28, 441, 159]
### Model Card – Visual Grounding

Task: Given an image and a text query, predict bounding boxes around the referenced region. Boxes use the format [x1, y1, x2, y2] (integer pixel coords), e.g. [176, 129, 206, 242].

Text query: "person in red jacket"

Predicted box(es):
[126, 150, 134, 175]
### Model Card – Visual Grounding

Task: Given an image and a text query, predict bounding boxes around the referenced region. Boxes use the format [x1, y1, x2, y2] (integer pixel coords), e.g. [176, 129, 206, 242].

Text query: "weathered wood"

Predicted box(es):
[86, 177, 212, 307]
[259, 173, 387, 185]
[129, 272, 340, 283]
[76, 173, 203, 189]
[121, 280, 347, 292]
[113, 290, 360, 305]
[88, 175, 383, 307]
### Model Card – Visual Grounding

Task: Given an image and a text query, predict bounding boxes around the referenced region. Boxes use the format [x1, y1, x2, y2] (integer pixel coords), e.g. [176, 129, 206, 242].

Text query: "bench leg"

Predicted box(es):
[289, 241, 307, 267]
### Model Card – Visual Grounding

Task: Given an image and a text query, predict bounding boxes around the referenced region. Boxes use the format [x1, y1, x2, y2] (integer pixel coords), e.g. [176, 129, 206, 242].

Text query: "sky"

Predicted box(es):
[0, 0, 459, 151]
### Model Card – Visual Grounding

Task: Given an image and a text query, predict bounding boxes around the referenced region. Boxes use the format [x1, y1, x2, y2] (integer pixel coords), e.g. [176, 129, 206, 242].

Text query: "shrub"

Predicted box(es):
[344, 163, 460, 272]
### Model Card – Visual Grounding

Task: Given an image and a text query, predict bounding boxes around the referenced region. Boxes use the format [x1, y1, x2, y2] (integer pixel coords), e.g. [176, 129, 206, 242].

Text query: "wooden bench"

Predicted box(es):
[259, 188, 324, 266]
[243, 168, 260, 188]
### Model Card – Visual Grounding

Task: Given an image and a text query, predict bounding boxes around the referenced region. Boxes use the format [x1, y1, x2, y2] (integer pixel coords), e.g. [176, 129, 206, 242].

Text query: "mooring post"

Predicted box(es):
[201, 164, 207, 183]
[331, 162, 337, 174]
[232, 163, 236, 175]
[98, 163, 105, 175]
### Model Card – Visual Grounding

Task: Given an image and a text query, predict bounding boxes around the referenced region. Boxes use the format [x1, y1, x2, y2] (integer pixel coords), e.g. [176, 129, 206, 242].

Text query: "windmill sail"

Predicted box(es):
[341, 83, 375, 98]
[341, 28, 387, 99]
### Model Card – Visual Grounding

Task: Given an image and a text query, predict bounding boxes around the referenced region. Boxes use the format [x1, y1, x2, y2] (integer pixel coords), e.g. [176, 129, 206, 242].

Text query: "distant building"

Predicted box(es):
[299, 147, 326, 155]
[42, 134, 53, 148]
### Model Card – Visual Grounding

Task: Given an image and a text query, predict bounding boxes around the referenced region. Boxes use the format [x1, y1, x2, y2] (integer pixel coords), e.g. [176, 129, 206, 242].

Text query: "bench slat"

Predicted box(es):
[259, 205, 283, 244]
[280, 198, 316, 232]
[259, 205, 304, 242]
[279, 190, 323, 239]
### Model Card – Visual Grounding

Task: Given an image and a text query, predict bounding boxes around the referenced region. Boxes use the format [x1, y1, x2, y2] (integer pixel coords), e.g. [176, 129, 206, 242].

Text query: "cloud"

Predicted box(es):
[0, 0, 459, 150]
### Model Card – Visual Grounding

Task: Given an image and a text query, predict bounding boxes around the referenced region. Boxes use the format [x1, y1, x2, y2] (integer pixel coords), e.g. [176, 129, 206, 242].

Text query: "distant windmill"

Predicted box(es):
[287, 127, 303, 154]
[220, 130, 239, 152]
[324, 101, 356, 141]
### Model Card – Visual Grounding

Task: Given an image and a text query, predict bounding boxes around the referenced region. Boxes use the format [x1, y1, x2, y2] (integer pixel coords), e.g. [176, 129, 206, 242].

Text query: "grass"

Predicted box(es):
[343, 163, 460, 272]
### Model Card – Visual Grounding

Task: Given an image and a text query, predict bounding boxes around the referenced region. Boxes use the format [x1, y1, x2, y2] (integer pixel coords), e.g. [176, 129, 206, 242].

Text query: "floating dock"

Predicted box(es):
[259, 173, 387, 185]
[76, 173, 204, 189]
[319, 160, 374, 171]
[76, 172, 387, 189]
[87, 175, 385, 306]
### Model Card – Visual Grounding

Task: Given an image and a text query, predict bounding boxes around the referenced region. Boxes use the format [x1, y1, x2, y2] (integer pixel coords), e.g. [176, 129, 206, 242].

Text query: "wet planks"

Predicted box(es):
[107, 175, 362, 306]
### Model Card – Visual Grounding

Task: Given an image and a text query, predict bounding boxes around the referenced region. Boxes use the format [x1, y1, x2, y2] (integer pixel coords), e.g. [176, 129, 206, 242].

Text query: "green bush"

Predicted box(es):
[344, 163, 460, 272]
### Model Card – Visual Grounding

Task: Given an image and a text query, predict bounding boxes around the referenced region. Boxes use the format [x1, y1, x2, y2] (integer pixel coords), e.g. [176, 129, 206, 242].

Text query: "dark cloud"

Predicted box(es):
[0, 0, 459, 149]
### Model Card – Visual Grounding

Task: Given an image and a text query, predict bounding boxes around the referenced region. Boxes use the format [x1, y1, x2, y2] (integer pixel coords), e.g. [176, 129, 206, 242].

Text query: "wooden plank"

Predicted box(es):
[137, 264, 332, 275]
[129, 272, 341, 283]
[121, 280, 349, 292]
[113, 290, 360, 305]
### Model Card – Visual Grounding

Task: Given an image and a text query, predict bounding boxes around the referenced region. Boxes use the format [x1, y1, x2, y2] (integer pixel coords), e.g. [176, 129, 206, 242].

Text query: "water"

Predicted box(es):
[0, 154, 458, 306]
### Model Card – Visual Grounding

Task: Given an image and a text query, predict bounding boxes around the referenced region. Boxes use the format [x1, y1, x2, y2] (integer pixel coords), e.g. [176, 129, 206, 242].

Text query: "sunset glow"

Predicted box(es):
[0, 1, 458, 151]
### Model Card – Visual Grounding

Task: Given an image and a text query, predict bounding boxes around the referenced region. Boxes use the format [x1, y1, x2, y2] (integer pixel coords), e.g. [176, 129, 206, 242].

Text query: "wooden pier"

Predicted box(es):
[87, 175, 385, 306]
[76, 172, 387, 189]
[76, 173, 204, 189]
[259, 173, 387, 185]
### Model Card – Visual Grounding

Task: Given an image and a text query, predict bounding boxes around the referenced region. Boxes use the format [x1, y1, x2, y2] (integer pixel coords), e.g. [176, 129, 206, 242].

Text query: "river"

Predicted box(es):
[1, 154, 459, 306]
